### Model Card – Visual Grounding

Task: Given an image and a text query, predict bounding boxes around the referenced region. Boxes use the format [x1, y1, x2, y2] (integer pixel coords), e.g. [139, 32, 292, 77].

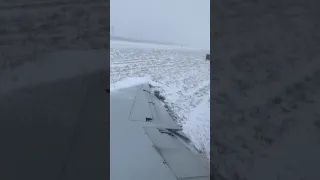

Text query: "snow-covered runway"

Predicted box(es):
[110, 40, 210, 159]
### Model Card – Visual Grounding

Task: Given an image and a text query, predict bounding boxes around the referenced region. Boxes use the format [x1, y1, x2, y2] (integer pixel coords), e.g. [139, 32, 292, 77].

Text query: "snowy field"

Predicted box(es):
[110, 40, 211, 159]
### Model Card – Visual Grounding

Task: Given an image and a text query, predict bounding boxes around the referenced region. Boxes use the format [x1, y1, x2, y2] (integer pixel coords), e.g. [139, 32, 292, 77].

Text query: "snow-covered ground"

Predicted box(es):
[110, 40, 210, 159]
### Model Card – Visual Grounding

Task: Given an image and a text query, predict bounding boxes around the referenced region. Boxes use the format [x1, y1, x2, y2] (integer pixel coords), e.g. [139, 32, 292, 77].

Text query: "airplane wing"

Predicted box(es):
[111, 84, 210, 180]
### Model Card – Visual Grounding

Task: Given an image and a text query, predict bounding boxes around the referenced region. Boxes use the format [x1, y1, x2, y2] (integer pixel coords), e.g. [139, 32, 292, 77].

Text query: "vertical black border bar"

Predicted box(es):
[210, 0, 320, 179]
[210, 0, 214, 178]
[106, 0, 111, 179]
[0, 1, 110, 180]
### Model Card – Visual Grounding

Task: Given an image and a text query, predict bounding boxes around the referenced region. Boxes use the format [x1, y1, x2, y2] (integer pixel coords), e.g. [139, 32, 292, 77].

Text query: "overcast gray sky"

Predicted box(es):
[110, 0, 210, 49]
